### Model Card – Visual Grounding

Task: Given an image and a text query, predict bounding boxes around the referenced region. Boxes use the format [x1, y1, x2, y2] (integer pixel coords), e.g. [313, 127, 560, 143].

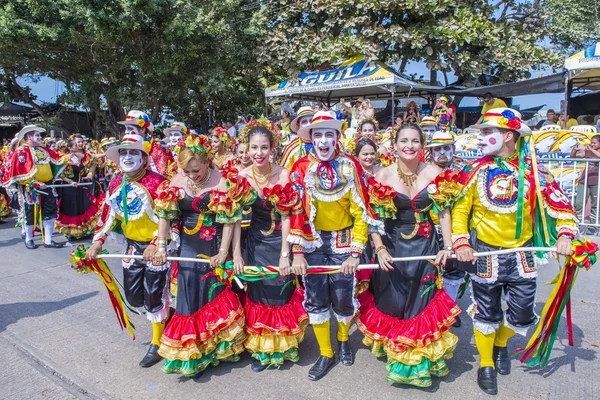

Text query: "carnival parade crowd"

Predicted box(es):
[0, 102, 582, 395]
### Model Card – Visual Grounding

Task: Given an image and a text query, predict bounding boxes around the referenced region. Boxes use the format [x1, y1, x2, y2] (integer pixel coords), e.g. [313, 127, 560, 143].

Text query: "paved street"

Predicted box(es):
[1, 215, 599, 400]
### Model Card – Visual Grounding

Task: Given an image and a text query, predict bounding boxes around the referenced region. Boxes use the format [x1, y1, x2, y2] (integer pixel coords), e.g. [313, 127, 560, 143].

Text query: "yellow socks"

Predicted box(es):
[337, 321, 351, 342]
[494, 323, 516, 348]
[473, 328, 496, 368]
[151, 321, 165, 346]
[313, 320, 334, 358]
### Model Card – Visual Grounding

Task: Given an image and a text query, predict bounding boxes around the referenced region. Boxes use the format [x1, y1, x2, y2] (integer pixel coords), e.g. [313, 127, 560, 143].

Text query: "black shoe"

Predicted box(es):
[454, 315, 462, 328]
[307, 355, 335, 381]
[477, 366, 498, 395]
[43, 241, 64, 248]
[139, 344, 163, 368]
[493, 346, 511, 375]
[251, 359, 268, 372]
[25, 240, 38, 250]
[338, 340, 353, 366]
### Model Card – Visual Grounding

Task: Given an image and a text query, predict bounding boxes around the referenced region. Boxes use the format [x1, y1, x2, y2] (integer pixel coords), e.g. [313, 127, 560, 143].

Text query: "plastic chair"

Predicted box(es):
[540, 124, 561, 131]
[570, 125, 597, 133]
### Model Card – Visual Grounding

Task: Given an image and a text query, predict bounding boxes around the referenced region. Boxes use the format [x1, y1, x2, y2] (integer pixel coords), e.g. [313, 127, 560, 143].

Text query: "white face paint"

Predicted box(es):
[125, 125, 140, 135]
[478, 128, 505, 156]
[168, 130, 182, 146]
[311, 128, 338, 161]
[432, 145, 454, 164]
[119, 149, 144, 173]
[422, 127, 436, 140]
[31, 132, 42, 146]
[299, 116, 312, 129]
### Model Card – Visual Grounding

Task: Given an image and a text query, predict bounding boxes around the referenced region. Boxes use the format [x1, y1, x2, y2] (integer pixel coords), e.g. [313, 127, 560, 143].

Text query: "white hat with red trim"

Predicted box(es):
[117, 110, 155, 133]
[105, 134, 148, 164]
[297, 111, 343, 140]
[290, 106, 315, 133]
[425, 131, 455, 148]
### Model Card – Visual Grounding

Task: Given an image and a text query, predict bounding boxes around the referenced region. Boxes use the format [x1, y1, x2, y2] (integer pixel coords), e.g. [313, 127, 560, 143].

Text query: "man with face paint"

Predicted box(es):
[452, 108, 579, 395]
[425, 131, 467, 326]
[117, 110, 174, 177]
[163, 122, 188, 176]
[85, 134, 170, 368]
[279, 106, 315, 170]
[1, 125, 67, 249]
[289, 111, 384, 381]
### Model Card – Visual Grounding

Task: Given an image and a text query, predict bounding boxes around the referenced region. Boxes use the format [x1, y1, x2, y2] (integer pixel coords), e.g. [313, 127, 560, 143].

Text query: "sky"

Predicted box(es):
[20, 63, 564, 115]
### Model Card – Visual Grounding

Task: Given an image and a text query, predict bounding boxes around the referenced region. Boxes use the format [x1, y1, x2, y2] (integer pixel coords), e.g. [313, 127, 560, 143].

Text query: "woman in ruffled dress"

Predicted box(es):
[235, 121, 308, 372]
[54, 139, 101, 239]
[152, 135, 254, 378]
[210, 127, 235, 170]
[357, 123, 460, 388]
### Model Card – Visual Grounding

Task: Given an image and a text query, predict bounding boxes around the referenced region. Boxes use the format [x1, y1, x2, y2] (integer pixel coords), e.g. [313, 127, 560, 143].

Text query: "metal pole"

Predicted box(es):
[563, 73, 570, 128]
[391, 85, 395, 125]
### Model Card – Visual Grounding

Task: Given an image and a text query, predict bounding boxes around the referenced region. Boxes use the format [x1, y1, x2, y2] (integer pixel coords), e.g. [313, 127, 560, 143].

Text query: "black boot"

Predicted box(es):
[477, 366, 498, 395]
[43, 240, 64, 248]
[251, 359, 268, 372]
[139, 344, 163, 368]
[25, 240, 38, 250]
[307, 355, 335, 381]
[454, 315, 462, 328]
[493, 346, 511, 375]
[338, 340, 353, 366]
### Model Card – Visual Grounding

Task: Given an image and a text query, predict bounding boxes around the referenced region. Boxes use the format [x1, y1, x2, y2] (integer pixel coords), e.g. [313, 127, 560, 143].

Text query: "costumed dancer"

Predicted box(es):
[452, 108, 578, 395]
[279, 106, 314, 170]
[117, 110, 174, 177]
[420, 116, 438, 143]
[54, 138, 102, 239]
[1, 125, 67, 249]
[85, 134, 170, 368]
[0, 146, 12, 222]
[289, 111, 383, 381]
[163, 122, 189, 176]
[210, 127, 235, 170]
[236, 120, 308, 371]
[425, 130, 467, 326]
[152, 134, 251, 377]
[356, 123, 459, 388]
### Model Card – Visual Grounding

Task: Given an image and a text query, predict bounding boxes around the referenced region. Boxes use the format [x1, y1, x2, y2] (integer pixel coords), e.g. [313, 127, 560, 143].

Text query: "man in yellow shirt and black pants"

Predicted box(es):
[474, 92, 508, 125]
[453, 108, 578, 395]
[289, 111, 383, 381]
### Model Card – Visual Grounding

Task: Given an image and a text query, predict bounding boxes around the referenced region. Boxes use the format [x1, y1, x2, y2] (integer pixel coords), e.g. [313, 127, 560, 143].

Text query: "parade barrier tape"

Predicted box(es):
[70, 241, 596, 366]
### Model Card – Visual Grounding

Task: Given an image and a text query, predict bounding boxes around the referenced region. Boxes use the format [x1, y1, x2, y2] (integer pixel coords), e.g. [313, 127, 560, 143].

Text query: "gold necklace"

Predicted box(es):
[187, 169, 211, 196]
[396, 160, 419, 187]
[252, 164, 273, 189]
[214, 153, 227, 167]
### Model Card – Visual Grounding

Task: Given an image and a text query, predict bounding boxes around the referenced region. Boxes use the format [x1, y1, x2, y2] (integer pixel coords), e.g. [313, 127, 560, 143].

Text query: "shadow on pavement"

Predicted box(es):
[0, 291, 99, 333]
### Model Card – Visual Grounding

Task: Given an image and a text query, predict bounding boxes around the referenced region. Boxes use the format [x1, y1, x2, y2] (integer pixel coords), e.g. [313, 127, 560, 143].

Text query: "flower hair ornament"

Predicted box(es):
[212, 127, 232, 149]
[238, 117, 281, 148]
[358, 117, 379, 132]
[126, 113, 153, 129]
[178, 134, 215, 159]
[497, 109, 521, 131]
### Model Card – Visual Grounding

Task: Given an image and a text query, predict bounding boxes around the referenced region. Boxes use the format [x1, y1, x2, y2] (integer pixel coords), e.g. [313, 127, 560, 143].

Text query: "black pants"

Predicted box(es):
[303, 231, 356, 322]
[471, 240, 537, 330]
[24, 191, 58, 224]
[122, 240, 169, 315]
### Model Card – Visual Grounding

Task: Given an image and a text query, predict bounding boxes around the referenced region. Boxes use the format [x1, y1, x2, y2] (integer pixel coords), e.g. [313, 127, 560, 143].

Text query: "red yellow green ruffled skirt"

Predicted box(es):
[55, 192, 102, 239]
[243, 288, 309, 368]
[0, 189, 10, 221]
[356, 289, 460, 387]
[158, 288, 246, 377]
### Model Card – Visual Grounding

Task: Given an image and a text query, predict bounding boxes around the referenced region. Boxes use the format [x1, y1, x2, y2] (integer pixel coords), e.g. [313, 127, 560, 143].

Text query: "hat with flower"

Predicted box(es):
[425, 130, 456, 148]
[177, 134, 214, 160]
[297, 110, 344, 141]
[211, 127, 232, 149]
[290, 106, 315, 133]
[117, 110, 155, 133]
[238, 117, 280, 148]
[472, 107, 532, 136]
[164, 122, 189, 137]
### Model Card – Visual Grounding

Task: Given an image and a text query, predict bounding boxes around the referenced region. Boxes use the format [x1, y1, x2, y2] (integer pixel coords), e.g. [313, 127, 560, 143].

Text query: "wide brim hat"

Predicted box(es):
[471, 107, 532, 137]
[164, 121, 189, 136]
[100, 137, 118, 149]
[290, 106, 314, 133]
[297, 111, 344, 141]
[420, 116, 437, 126]
[17, 125, 45, 142]
[105, 134, 148, 164]
[425, 131, 455, 148]
[117, 110, 155, 133]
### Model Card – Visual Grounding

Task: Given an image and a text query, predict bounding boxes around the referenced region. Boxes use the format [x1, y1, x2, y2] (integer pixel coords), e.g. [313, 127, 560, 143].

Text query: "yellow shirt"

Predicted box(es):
[566, 118, 578, 128]
[481, 98, 508, 115]
[114, 213, 157, 243]
[33, 163, 53, 183]
[312, 190, 368, 246]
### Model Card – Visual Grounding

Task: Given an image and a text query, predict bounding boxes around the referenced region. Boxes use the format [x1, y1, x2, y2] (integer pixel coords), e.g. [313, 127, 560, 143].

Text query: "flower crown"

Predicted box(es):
[358, 117, 379, 132]
[212, 127, 232, 149]
[178, 134, 214, 159]
[126, 114, 152, 129]
[238, 117, 280, 148]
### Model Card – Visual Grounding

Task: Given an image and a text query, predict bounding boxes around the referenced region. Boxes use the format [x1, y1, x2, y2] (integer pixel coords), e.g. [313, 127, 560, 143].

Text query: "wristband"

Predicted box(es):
[375, 245, 387, 254]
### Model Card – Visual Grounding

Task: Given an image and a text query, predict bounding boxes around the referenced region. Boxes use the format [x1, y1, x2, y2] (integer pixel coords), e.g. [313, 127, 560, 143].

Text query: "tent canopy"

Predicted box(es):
[439, 73, 566, 98]
[265, 56, 442, 103]
[565, 41, 600, 91]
